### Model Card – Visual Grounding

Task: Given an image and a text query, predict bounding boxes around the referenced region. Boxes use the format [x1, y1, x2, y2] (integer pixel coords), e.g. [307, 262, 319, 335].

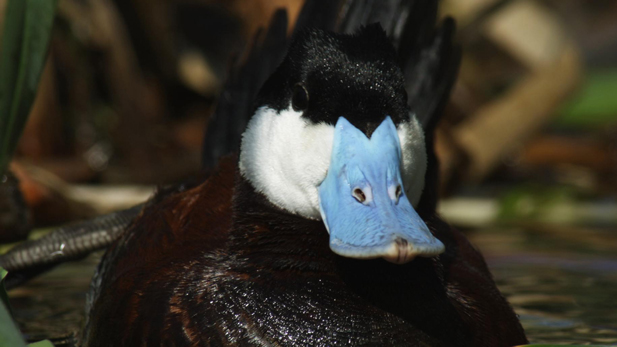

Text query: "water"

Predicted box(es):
[470, 226, 617, 345]
[7, 227, 617, 345]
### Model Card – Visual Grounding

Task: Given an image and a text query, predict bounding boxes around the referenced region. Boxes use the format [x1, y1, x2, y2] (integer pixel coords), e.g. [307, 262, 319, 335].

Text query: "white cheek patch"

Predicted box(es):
[239, 106, 427, 219]
[398, 116, 427, 207]
[239, 106, 334, 219]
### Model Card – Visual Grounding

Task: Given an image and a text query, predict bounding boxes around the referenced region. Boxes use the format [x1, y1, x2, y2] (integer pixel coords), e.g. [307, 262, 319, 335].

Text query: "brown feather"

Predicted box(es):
[82, 155, 526, 346]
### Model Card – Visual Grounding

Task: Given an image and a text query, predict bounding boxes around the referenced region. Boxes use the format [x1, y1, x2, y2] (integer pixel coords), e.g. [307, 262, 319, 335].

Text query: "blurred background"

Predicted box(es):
[1, 0, 617, 345]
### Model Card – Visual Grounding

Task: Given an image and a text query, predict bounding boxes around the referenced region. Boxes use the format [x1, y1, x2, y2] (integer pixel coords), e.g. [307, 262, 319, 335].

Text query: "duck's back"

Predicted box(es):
[81, 156, 526, 347]
[81, 158, 445, 346]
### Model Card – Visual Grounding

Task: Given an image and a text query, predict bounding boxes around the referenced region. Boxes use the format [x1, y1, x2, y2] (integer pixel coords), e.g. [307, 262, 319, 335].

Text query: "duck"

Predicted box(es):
[78, 22, 528, 347]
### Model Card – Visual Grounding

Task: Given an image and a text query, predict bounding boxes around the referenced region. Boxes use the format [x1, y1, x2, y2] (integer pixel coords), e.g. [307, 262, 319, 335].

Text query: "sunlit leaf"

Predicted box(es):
[557, 69, 617, 128]
[27, 340, 54, 347]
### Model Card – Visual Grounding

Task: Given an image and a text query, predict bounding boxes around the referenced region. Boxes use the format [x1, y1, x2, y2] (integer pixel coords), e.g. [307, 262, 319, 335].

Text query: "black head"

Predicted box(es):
[255, 24, 410, 136]
[239, 23, 436, 260]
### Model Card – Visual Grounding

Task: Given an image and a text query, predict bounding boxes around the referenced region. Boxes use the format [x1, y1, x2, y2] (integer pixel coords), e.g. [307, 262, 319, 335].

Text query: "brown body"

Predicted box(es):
[82, 156, 526, 346]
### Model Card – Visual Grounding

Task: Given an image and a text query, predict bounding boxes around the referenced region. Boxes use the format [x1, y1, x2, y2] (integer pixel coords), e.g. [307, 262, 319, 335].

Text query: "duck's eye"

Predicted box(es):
[292, 83, 309, 111]
[352, 188, 366, 203]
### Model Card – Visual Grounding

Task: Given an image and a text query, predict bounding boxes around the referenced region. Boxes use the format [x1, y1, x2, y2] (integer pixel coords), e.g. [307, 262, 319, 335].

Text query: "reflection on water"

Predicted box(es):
[470, 226, 617, 345]
[7, 227, 617, 344]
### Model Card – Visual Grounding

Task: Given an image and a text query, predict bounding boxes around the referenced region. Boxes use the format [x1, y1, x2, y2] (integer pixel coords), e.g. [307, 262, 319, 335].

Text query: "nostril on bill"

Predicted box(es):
[388, 184, 403, 203]
[352, 188, 366, 203]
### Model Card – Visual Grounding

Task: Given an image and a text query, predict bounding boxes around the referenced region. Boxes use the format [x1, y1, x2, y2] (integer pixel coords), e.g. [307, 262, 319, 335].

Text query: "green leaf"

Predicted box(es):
[557, 69, 617, 128]
[0, 285, 27, 347]
[0, 267, 10, 315]
[0, 3, 59, 340]
[0, 268, 53, 347]
[0, 267, 26, 347]
[27, 340, 54, 347]
[0, 0, 57, 175]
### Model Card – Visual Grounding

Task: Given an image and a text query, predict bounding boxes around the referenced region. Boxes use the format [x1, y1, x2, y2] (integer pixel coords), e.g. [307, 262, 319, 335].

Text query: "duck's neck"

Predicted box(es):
[227, 171, 443, 278]
[229, 173, 337, 275]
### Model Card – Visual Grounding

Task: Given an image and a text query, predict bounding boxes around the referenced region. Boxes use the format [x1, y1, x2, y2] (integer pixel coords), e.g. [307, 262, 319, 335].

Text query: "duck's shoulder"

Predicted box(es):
[83, 157, 238, 346]
[113, 155, 237, 264]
